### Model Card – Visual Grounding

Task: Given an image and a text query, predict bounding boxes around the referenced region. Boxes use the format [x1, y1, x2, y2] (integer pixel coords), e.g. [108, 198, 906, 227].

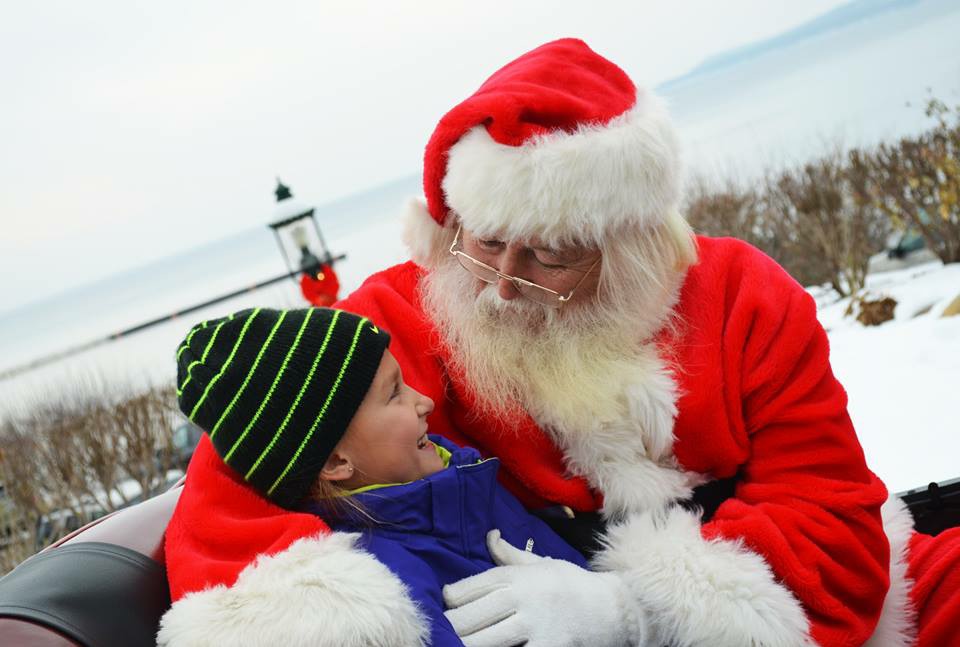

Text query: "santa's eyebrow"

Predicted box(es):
[529, 244, 587, 261]
[529, 243, 559, 252]
[528, 240, 577, 255]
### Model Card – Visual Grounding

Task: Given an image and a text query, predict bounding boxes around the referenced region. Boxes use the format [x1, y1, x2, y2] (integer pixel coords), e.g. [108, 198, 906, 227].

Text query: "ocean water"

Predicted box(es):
[2, 0, 959, 413]
[0, 177, 419, 411]
[665, 0, 960, 178]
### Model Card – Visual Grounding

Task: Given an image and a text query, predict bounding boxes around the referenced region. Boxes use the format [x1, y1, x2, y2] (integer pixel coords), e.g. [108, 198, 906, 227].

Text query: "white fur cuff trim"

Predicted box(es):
[593, 508, 813, 647]
[157, 532, 429, 647]
[864, 495, 917, 647]
[442, 89, 682, 248]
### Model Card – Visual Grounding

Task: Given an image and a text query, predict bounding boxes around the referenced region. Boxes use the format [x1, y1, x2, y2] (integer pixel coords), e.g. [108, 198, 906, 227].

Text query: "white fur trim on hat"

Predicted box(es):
[593, 507, 814, 647]
[441, 89, 682, 248]
[864, 495, 917, 647]
[156, 532, 429, 647]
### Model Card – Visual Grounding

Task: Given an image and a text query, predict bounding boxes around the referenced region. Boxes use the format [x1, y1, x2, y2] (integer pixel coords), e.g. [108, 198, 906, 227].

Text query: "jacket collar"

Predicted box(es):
[313, 436, 499, 536]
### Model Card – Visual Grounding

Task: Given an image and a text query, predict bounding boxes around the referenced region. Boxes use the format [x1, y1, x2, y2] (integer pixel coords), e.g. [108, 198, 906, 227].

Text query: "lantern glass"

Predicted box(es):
[268, 210, 331, 279]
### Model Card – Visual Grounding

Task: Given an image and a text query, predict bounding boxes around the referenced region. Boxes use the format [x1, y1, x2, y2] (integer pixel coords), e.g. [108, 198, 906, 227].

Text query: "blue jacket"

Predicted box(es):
[314, 436, 587, 647]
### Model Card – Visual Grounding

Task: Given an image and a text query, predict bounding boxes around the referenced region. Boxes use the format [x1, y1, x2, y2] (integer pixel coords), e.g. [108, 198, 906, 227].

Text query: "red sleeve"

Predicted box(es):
[696, 241, 889, 645]
[165, 436, 328, 601]
[908, 528, 960, 647]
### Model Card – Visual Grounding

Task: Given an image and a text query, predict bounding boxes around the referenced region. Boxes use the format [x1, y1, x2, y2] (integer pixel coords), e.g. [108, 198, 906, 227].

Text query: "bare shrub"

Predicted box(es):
[684, 96, 956, 292]
[0, 375, 179, 573]
[768, 150, 892, 296]
[113, 385, 178, 504]
[685, 176, 768, 245]
[685, 151, 892, 294]
[0, 420, 46, 573]
[864, 98, 960, 263]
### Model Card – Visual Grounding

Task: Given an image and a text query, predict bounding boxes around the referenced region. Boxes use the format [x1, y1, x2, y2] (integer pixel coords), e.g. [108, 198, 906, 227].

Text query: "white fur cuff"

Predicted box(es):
[864, 495, 917, 647]
[157, 532, 429, 647]
[593, 507, 813, 647]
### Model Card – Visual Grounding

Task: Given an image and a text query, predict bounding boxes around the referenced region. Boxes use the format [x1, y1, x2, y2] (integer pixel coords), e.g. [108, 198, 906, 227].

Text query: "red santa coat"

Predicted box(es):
[336, 235, 920, 647]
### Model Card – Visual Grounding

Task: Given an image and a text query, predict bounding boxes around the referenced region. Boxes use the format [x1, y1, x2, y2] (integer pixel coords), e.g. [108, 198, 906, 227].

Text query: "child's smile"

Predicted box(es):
[326, 350, 444, 488]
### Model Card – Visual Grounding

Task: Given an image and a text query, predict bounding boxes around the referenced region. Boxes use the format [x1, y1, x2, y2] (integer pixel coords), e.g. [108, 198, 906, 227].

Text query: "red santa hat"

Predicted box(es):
[404, 38, 682, 264]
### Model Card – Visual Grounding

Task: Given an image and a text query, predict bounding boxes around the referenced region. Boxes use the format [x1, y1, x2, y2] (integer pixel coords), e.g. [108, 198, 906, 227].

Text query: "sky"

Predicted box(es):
[0, 0, 848, 312]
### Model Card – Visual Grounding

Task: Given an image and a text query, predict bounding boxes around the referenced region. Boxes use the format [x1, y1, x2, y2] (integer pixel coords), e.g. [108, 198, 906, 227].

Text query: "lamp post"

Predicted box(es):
[267, 179, 335, 281]
[1, 181, 347, 379]
[267, 180, 343, 306]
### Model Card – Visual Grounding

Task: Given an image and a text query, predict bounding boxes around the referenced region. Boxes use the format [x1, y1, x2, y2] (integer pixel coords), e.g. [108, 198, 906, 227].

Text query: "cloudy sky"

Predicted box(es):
[0, 0, 847, 311]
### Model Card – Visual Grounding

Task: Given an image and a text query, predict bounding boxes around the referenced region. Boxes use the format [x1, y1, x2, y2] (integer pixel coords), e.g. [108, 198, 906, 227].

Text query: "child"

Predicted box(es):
[159, 306, 587, 647]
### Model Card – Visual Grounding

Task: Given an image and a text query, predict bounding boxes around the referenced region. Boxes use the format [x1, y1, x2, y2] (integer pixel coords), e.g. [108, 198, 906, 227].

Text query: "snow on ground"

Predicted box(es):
[813, 261, 960, 493]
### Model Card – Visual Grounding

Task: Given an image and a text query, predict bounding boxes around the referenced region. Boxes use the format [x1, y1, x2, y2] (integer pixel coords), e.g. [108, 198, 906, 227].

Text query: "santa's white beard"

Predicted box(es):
[420, 256, 672, 435]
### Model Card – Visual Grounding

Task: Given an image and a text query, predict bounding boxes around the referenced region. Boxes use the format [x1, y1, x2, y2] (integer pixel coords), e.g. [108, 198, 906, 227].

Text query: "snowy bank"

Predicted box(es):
[813, 261, 960, 492]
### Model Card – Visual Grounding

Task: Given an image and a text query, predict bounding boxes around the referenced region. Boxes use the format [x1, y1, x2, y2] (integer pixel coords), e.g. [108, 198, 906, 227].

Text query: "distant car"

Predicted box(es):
[33, 472, 185, 551]
[34, 502, 107, 552]
[160, 421, 203, 472]
[868, 230, 939, 274]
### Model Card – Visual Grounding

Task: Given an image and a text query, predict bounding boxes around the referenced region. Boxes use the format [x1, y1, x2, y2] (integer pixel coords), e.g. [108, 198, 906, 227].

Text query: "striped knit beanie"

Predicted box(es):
[175, 307, 390, 509]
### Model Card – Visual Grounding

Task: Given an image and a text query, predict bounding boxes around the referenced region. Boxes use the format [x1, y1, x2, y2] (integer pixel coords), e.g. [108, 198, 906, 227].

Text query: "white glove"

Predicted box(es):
[442, 530, 644, 647]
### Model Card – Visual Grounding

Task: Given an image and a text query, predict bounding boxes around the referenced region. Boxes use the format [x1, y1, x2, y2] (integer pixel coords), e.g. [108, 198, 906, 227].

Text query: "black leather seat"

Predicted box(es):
[0, 485, 181, 647]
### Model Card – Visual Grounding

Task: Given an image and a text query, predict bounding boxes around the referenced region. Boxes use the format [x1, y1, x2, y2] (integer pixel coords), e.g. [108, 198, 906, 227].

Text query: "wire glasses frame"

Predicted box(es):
[448, 225, 600, 307]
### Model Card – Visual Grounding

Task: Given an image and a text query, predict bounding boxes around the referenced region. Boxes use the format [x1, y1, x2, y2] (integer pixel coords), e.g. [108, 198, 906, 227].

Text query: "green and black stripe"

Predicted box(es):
[175, 307, 390, 508]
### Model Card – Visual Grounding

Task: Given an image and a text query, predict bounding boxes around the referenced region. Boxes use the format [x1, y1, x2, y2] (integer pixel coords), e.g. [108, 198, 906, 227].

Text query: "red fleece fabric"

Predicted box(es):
[909, 527, 960, 647]
[335, 236, 894, 646]
[299, 263, 340, 307]
[164, 435, 327, 601]
[423, 38, 636, 226]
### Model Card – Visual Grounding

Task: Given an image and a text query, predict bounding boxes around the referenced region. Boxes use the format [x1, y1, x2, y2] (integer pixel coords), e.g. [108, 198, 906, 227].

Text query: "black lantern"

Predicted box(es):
[267, 179, 334, 281]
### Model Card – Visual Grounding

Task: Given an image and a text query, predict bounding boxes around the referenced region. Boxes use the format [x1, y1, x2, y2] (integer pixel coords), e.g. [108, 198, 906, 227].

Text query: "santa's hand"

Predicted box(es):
[442, 530, 643, 647]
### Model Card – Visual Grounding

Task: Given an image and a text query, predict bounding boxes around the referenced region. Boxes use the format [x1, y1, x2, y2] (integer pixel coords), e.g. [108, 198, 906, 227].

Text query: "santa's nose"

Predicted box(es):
[497, 277, 521, 300]
[495, 251, 523, 300]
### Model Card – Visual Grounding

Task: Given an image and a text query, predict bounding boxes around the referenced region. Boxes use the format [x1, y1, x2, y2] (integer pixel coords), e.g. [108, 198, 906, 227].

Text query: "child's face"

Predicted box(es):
[330, 350, 444, 488]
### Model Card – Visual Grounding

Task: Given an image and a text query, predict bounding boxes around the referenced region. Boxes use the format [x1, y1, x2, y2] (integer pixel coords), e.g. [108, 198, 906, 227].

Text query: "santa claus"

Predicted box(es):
[160, 39, 959, 646]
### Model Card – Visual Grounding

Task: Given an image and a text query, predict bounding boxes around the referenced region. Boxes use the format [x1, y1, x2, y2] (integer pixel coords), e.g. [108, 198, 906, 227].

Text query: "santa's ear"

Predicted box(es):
[320, 451, 354, 482]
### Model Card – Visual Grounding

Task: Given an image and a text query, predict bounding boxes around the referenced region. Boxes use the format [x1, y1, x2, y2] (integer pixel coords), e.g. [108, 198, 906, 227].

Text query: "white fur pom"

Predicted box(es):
[864, 495, 917, 647]
[401, 197, 455, 269]
[593, 508, 813, 647]
[157, 532, 429, 647]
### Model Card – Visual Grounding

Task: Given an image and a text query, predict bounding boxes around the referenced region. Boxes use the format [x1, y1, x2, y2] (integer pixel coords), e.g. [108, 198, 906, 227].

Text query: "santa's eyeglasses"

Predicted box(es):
[448, 226, 600, 308]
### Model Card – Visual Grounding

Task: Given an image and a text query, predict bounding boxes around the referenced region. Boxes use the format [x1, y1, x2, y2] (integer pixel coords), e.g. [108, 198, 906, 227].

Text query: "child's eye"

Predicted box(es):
[390, 383, 401, 399]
